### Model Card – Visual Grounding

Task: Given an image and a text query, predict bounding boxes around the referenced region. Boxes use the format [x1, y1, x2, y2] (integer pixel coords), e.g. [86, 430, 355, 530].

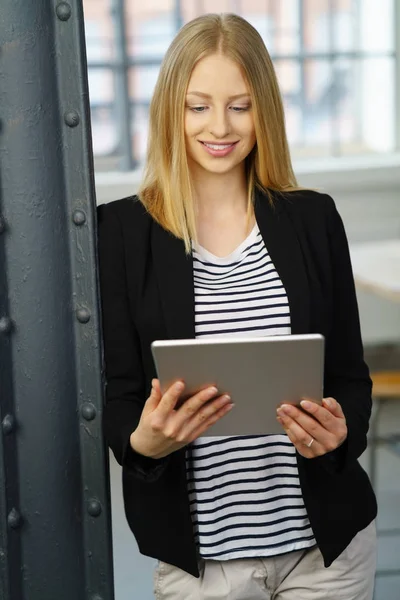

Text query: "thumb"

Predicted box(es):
[143, 379, 162, 414]
[322, 397, 345, 419]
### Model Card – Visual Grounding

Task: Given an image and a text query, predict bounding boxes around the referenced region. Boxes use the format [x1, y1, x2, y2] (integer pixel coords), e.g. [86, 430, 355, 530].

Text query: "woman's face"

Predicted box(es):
[184, 53, 256, 177]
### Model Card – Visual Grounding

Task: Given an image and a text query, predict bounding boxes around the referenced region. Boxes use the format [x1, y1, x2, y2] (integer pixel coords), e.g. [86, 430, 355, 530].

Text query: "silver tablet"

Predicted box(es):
[151, 334, 325, 436]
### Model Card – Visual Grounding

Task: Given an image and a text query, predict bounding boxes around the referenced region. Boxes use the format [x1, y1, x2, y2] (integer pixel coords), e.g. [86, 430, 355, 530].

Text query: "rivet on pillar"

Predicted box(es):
[73, 210, 86, 226]
[76, 308, 91, 324]
[87, 499, 102, 518]
[7, 509, 22, 530]
[81, 403, 96, 421]
[2, 414, 16, 435]
[64, 111, 80, 127]
[0, 317, 13, 334]
[55, 2, 72, 22]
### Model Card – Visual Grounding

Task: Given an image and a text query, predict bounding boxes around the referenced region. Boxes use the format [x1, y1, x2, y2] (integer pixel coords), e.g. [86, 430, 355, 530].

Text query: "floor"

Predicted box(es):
[109, 346, 400, 599]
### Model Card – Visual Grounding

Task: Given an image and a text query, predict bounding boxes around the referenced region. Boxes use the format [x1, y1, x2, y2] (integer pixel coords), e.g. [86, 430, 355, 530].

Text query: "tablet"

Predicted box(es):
[151, 334, 325, 436]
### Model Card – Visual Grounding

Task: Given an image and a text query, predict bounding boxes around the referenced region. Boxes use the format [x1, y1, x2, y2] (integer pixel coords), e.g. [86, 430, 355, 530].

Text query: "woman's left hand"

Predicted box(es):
[276, 397, 347, 458]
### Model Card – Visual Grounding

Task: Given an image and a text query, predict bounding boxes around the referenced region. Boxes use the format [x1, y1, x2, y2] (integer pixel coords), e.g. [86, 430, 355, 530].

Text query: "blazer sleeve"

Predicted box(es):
[97, 202, 168, 479]
[320, 195, 372, 472]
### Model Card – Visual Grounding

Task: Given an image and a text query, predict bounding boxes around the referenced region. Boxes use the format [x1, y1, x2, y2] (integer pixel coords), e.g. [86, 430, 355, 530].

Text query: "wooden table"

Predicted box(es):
[350, 239, 400, 303]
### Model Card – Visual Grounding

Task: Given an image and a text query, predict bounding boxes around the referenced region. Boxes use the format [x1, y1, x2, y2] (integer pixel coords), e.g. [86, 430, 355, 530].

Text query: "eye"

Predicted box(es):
[230, 106, 250, 112]
[188, 106, 208, 113]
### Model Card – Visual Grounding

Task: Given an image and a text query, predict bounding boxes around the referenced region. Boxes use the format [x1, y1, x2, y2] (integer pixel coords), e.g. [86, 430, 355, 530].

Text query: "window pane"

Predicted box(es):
[332, 0, 358, 53]
[272, 0, 301, 55]
[129, 66, 159, 163]
[357, 57, 396, 153]
[275, 60, 303, 147]
[83, 0, 115, 62]
[301, 59, 333, 155]
[358, 0, 395, 52]
[87, 69, 121, 169]
[126, 6, 176, 59]
[303, 0, 331, 53]
[289, 56, 396, 159]
[244, 1, 301, 55]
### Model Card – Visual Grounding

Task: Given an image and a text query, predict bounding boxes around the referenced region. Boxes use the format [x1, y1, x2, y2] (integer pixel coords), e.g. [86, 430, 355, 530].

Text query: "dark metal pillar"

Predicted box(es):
[0, 2, 114, 599]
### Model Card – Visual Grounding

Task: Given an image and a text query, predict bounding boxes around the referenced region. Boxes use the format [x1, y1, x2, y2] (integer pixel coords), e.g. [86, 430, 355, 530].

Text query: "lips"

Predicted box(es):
[199, 141, 239, 157]
[202, 142, 237, 150]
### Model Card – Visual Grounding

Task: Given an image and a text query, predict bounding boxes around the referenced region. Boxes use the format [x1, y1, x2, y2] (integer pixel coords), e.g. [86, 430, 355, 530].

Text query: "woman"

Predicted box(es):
[98, 13, 377, 600]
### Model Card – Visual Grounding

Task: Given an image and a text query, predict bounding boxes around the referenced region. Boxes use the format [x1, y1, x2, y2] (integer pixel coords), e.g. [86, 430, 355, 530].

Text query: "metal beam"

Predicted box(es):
[0, 1, 114, 598]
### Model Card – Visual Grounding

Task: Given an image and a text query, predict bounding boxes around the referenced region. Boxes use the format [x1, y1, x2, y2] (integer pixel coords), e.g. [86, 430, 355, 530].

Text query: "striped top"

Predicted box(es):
[186, 224, 316, 560]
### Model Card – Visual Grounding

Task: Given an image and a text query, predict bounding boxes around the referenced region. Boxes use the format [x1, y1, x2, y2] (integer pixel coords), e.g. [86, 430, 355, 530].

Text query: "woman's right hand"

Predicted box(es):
[129, 379, 234, 459]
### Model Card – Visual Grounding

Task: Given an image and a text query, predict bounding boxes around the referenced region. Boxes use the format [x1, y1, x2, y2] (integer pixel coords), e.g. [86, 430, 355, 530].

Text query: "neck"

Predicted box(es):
[190, 164, 249, 218]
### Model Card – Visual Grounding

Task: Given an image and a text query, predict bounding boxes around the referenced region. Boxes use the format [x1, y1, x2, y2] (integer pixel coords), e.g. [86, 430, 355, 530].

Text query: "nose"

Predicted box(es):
[208, 107, 231, 139]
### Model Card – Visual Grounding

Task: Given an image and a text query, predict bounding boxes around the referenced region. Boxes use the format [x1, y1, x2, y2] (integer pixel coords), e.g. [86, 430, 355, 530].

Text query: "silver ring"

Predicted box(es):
[306, 437, 314, 448]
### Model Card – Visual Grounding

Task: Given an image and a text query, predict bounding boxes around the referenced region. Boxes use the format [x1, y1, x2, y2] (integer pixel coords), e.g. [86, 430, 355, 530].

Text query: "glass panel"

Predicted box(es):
[302, 0, 331, 53]
[200, 0, 232, 13]
[83, 0, 115, 62]
[88, 69, 119, 162]
[357, 57, 396, 153]
[331, 58, 359, 153]
[131, 103, 151, 164]
[130, 66, 160, 103]
[126, 10, 176, 59]
[289, 56, 396, 158]
[271, 0, 301, 55]
[302, 59, 332, 150]
[129, 66, 159, 163]
[275, 60, 302, 147]
[358, 0, 395, 52]
[333, 0, 358, 53]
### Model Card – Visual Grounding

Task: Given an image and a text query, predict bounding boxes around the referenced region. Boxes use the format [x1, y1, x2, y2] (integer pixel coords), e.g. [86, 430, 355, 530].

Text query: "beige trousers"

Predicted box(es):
[154, 521, 376, 600]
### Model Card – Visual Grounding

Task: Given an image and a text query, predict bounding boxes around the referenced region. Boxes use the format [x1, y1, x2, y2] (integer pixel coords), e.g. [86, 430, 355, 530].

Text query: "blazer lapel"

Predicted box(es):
[150, 189, 310, 340]
[151, 221, 195, 340]
[255, 189, 310, 335]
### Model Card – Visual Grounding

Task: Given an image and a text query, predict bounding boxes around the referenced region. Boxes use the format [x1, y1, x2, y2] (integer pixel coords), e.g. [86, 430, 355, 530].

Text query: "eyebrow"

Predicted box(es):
[186, 92, 251, 100]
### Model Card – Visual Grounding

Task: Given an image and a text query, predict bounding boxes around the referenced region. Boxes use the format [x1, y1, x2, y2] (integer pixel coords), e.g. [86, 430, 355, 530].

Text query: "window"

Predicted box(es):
[83, 0, 398, 171]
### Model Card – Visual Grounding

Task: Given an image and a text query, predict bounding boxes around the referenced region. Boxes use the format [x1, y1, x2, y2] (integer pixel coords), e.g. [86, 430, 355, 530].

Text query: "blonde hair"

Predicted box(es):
[138, 13, 301, 252]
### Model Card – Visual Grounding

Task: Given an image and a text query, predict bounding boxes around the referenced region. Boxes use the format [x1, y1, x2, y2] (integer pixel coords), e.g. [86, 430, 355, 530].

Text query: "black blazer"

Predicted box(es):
[97, 189, 377, 577]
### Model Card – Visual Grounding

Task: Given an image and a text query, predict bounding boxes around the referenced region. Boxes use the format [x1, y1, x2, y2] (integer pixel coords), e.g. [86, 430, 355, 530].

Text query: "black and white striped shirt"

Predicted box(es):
[186, 224, 316, 560]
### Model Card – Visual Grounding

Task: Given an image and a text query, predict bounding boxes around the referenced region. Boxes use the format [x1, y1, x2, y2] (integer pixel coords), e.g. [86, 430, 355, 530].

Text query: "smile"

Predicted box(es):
[200, 141, 238, 157]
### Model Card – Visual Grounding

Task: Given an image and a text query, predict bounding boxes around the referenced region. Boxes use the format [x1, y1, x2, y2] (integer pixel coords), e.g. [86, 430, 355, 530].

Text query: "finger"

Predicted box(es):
[277, 413, 316, 445]
[277, 417, 306, 446]
[322, 397, 345, 419]
[278, 404, 328, 438]
[143, 378, 162, 413]
[298, 400, 341, 430]
[277, 417, 323, 458]
[186, 400, 234, 443]
[157, 380, 185, 415]
[162, 395, 231, 444]
[277, 411, 338, 454]
[174, 386, 221, 428]
[186, 394, 232, 431]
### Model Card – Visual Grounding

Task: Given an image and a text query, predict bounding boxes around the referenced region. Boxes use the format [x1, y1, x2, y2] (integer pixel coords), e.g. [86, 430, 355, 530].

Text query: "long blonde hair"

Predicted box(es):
[138, 13, 301, 252]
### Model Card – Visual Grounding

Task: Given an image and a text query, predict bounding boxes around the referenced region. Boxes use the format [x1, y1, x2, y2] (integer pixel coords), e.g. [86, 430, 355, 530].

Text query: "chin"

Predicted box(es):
[195, 158, 242, 176]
